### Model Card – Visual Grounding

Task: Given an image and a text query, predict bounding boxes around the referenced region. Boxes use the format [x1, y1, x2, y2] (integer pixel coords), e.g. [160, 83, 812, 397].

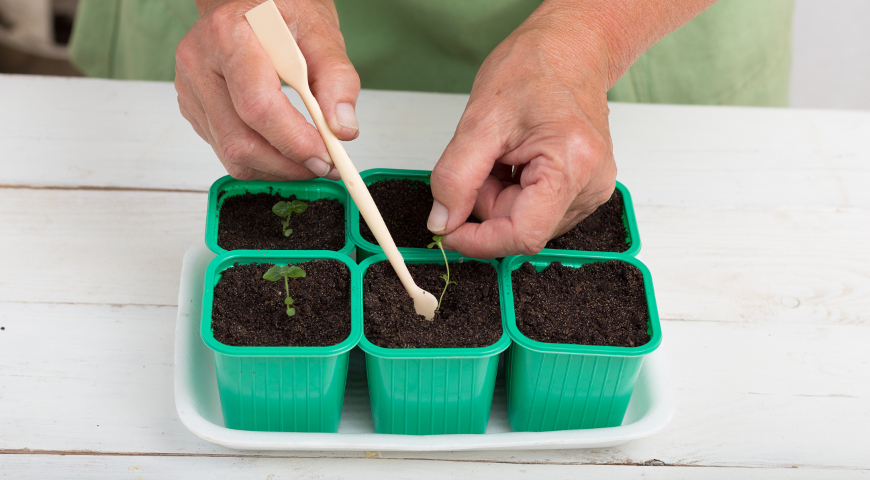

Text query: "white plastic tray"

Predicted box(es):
[175, 243, 674, 451]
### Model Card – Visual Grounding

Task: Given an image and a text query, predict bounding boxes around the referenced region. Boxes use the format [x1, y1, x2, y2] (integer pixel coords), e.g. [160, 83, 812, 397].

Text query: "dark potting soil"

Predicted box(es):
[211, 260, 351, 347]
[511, 261, 650, 348]
[359, 179, 478, 248]
[363, 261, 502, 349]
[546, 189, 629, 252]
[360, 179, 626, 252]
[217, 192, 345, 251]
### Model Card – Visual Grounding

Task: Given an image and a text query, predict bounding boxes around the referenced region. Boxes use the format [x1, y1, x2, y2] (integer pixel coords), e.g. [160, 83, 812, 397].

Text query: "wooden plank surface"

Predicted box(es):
[0, 188, 866, 325]
[1, 74, 869, 475]
[1, 454, 867, 479]
[0, 189, 204, 306]
[1, 302, 867, 469]
[2, 74, 869, 209]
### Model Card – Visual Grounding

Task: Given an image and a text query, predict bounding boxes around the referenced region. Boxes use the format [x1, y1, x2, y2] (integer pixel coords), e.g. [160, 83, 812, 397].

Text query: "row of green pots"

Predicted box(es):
[200, 170, 660, 435]
[205, 169, 642, 259]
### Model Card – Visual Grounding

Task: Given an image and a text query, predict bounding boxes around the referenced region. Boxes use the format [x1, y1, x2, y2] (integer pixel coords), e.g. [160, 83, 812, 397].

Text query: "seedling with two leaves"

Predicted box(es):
[272, 200, 308, 236]
[426, 235, 456, 310]
[263, 264, 306, 317]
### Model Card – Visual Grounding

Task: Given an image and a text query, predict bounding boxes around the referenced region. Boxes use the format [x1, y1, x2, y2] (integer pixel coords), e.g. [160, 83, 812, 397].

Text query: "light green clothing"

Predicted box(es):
[609, 0, 794, 106]
[69, 0, 199, 81]
[69, 0, 794, 106]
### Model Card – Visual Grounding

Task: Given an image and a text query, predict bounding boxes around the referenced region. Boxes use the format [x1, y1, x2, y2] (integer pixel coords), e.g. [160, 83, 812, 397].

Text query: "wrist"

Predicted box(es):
[522, 0, 716, 88]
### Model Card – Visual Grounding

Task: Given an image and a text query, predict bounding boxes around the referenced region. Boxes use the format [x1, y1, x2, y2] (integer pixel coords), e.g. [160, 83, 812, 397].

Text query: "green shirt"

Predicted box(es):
[69, 0, 794, 106]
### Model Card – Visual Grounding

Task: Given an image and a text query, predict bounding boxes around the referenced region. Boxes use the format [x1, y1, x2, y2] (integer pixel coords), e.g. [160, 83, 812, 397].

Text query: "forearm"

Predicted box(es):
[519, 0, 718, 88]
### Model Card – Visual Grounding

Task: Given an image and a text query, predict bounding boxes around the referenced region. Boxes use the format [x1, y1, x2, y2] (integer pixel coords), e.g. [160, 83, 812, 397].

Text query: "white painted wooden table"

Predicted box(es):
[0, 74, 868, 479]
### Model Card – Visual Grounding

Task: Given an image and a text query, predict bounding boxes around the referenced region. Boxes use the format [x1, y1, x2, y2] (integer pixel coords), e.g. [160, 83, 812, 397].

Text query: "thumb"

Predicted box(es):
[296, 16, 361, 141]
[428, 121, 502, 234]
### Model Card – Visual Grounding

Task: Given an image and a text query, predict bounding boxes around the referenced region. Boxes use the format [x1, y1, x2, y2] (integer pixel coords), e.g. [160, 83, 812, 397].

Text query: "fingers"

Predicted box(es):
[472, 176, 522, 220]
[218, 24, 335, 175]
[205, 75, 319, 180]
[441, 156, 572, 258]
[428, 120, 503, 234]
[300, 28, 361, 141]
[175, 80, 210, 143]
[174, 1, 363, 182]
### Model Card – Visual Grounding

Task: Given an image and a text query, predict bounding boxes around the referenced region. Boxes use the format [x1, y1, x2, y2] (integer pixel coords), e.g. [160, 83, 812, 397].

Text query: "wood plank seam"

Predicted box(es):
[0, 184, 207, 194]
[0, 449, 836, 469]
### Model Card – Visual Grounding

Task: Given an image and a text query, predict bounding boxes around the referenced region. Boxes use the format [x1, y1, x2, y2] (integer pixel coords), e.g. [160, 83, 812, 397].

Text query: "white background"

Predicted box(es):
[791, 0, 870, 110]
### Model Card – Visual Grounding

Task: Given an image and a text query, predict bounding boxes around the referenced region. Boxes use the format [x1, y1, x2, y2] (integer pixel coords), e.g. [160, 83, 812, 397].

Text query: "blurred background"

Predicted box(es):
[0, 0, 868, 109]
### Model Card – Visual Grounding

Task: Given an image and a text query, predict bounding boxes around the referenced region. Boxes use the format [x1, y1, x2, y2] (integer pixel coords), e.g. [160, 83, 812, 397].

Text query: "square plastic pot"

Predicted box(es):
[499, 252, 661, 432]
[201, 250, 361, 432]
[205, 175, 354, 257]
[541, 181, 641, 256]
[357, 253, 511, 435]
[349, 168, 434, 261]
[349, 170, 640, 258]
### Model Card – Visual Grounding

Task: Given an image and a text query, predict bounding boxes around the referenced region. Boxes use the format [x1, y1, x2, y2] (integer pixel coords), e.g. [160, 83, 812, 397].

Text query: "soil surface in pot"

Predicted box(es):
[364, 260, 501, 348]
[360, 180, 628, 252]
[359, 179, 478, 248]
[545, 189, 629, 252]
[512, 260, 650, 348]
[212, 260, 351, 347]
[218, 192, 345, 251]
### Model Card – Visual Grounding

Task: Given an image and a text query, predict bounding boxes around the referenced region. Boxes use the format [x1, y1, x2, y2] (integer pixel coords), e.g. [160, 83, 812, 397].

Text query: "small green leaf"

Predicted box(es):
[263, 266, 283, 281]
[272, 201, 291, 217]
[440, 274, 448, 281]
[431, 235, 445, 243]
[286, 266, 306, 278]
[426, 242, 436, 249]
[287, 200, 308, 214]
[283, 229, 293, 236]
[287, 307, 296, 317]
[281, 219, 290, 228]
[284, 297, 293, 305]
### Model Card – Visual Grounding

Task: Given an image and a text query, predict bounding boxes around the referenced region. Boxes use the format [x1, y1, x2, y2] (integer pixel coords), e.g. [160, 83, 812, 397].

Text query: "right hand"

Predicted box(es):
[175, 0, 360, 181]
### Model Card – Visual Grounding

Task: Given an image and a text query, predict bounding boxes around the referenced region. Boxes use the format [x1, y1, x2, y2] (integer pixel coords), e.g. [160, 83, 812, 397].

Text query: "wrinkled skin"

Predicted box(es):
[175, 0, 360, 181]
[426, 18, 617, 259]
[175, 0, 715, 257]
[426, 0, 716, 258]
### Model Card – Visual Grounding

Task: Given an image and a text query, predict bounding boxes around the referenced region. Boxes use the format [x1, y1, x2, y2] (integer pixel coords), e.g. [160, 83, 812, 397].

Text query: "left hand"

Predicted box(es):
[426, 9, 617, 259]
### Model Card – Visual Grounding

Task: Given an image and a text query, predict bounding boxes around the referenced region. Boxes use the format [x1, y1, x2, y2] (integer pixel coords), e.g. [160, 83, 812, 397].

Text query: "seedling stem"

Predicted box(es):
[263, 264, 306, 317]
[426, 235, 456, 310]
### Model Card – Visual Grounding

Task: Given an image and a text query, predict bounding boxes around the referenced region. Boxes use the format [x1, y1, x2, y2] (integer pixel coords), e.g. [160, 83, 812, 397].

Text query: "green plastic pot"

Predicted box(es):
[358, 253, 511, 435]
[499, 252, 661, 432]
[541, 181, 641, 257]
[349, 168, 434, 261]
[349, 170, 640, 258]
[201, 250, 361, 432]
[205, 175, 354, 257]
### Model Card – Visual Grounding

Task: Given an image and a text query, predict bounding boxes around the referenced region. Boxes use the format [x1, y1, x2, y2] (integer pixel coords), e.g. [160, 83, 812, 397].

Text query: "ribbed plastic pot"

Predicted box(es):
[541, 181, 641, 257]
[205, 175, 354, 257]
[201, 250, 361, 432]
[349, 168, 434, 261]
[358, 253, 511, 435]
[499, 252, 661, 432]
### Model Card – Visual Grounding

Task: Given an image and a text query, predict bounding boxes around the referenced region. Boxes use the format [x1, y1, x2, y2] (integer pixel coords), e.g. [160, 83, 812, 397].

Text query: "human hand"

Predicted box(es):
[426, 8, 617, 259]
[175, 0, 360, 181]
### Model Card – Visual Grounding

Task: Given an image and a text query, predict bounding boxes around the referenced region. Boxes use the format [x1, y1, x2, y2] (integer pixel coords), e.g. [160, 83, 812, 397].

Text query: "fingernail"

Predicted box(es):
[336, 103, 358, 130]
[427, 200, 448, 232]
[325, 168, 341, 181]
[304, 157, 331, 177]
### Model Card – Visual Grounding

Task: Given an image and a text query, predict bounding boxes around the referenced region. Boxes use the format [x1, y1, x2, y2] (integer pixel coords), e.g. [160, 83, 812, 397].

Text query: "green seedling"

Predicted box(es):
[263, 264, 306, 317]
[272, 200, 308, 236]
[426, 235, 456, 310]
